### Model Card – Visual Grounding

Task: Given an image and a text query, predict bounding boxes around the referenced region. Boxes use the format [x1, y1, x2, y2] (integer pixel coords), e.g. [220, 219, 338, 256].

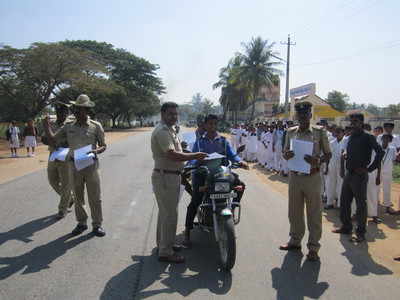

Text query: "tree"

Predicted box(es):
[213, 55, 250, 122]
[387, 104, 400, 118]
[326, 90, 349, 112]
[234, 37, 282, 121]
[202, 98, 214, 115]
[191, 93, 204, 113]
[62, 40, 165, 125]
[0, 43, 104, 121]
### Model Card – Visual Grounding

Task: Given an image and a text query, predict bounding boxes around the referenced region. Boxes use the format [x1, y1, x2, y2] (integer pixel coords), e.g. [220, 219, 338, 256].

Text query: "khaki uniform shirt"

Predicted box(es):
[151, 122, 184, 171]
[284, 125, 331, 168]
[55, 119, 106, 158]
[49, 120, 70, 153]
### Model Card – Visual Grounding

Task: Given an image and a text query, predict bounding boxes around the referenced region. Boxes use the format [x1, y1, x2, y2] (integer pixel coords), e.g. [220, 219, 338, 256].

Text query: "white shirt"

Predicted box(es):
[330, 139, 344, 162]
[377, 134, 400, 149]
[247, 132, 258, 153]
[341, 136, 350, 153]
[381, 146, 397, 174]
[262, 131, 274, 148]
[273, 129, 284, 148]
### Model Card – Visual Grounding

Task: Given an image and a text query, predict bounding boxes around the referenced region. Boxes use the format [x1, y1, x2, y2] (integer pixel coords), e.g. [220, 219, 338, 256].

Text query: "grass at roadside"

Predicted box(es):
[393, 164, 400, 183]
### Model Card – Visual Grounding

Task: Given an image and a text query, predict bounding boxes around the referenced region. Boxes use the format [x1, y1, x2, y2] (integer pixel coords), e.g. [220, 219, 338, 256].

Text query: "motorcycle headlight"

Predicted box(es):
[214, 182, 230, 192]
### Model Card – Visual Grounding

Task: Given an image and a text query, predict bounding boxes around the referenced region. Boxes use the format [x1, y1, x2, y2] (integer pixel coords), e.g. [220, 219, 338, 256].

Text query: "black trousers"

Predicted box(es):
[185, 172, 245, 230]
[340, 172, 368, 236]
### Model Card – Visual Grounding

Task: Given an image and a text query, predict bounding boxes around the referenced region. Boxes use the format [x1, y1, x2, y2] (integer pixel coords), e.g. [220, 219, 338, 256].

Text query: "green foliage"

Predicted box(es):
[326, 90, 349, 112]
[0, 43, 104, 121]
[214, 37, 282, 122]
[392, 164, 400, 184]
[0, 40, 165, 127]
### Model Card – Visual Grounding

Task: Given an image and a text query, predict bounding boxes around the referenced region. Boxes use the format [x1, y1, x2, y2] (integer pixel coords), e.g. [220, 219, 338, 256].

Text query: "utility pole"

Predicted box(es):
[281, 35, 296, 114]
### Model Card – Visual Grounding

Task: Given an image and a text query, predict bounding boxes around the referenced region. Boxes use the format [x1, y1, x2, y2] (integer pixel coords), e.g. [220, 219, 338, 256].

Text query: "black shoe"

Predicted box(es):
[56, 211, 66, 220]
[350, 235, 365, 243]
[92, 226, 106, 237]
[332, 227, 352, 234]
[71, 224, 88, 235]
[372, 217, 382, 224]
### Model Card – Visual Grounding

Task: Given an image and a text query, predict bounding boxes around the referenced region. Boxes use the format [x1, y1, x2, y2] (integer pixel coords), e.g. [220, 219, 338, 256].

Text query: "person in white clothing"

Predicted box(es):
[7, 121, 20, 158]
[262, 126, 274, 170]
[378, 134, 397, 213]
[273, 121, 285, 174]
[230, 124, 241, 151]
[377, 123, 400, 151]
[246, 126, 258, 162]
[325, 127, 345, 209]
[364, 124, 381, 223]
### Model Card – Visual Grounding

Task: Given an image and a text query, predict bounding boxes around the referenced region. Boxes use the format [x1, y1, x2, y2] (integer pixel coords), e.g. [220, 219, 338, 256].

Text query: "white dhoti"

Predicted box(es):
[326, 161, 343, 207]
[367, 170, 379, 217]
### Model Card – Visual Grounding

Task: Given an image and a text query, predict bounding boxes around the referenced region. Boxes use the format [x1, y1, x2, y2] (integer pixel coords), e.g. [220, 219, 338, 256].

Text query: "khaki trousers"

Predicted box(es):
[288, 172, 322, 252]
[70, 160, 103, 227]
[47, 160, 74, 214]
[152, 171, 180, 257]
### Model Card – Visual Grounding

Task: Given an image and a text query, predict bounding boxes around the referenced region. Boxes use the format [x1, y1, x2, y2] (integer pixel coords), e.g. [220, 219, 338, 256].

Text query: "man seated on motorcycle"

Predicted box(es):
[184, 114, 248, 247]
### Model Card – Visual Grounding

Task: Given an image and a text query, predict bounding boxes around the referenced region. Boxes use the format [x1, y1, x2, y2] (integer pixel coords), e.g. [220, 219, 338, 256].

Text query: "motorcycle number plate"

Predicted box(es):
[210, 193, 237, 199]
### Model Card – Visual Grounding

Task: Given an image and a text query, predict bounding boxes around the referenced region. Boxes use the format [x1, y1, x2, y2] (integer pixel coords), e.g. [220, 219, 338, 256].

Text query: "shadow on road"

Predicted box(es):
[271, 251, 329, 300]
[101, 229, 232, 300]
[0, 233, 93, 280]
[339, 234, 393, 276]
[0, 214, 59, 246]
[324, 207, 394, 276]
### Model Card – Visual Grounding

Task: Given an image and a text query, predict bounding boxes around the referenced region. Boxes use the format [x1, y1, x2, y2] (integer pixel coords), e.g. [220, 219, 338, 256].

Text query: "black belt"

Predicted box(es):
[153, 168, 181, 175]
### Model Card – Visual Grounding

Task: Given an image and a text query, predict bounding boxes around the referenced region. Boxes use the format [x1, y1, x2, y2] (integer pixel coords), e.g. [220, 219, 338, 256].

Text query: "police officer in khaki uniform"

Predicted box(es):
[280, 101, 331, 261]
[151, 102, 207, 263]
[43, 95, 107, 237]
[46, 102, 74, 219]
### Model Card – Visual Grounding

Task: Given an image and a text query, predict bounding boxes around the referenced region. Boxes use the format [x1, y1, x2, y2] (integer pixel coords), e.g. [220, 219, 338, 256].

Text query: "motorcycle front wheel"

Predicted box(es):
[217, 216, 236, 271]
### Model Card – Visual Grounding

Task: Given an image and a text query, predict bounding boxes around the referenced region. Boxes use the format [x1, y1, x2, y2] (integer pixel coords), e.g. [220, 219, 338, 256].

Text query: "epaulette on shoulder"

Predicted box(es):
[288, 126, 298, 132]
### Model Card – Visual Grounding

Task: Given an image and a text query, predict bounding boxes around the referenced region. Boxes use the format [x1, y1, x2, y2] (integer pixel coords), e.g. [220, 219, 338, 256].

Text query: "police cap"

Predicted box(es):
[294, 101, 312, 113]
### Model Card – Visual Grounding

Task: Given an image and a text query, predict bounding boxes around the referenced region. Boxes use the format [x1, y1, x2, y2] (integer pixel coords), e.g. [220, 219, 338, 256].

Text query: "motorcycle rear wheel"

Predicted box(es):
[218, 216, 236, 271]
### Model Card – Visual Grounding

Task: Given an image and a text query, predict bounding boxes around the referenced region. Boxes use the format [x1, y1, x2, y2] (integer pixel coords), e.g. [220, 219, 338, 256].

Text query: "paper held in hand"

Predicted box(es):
[74, 145, 95, 171]
[287, 139, 314, 174]
[49, 147, 69, 162]
[204, 152, 225, 160]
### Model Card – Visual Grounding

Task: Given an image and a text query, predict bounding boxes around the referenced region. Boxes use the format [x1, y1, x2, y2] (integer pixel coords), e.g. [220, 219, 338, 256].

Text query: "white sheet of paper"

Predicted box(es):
[49, 147, 69, 162]
[74, 145, 95, 171]
[287, 139, 314, 174]
[204, 152, 225, 161]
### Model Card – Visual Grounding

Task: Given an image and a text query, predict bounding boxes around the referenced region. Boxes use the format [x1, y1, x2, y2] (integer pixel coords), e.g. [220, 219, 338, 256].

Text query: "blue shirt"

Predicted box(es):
[191, 133, 241, 164]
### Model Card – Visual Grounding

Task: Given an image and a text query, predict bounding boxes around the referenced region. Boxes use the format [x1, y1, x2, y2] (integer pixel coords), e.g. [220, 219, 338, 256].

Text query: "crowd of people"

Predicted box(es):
[229, 102, 400, 261]
[5, 119, 39, 157]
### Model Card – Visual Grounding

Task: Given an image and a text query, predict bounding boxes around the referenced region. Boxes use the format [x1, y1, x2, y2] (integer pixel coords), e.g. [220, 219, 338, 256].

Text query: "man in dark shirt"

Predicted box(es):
[333, 113, 384, 242]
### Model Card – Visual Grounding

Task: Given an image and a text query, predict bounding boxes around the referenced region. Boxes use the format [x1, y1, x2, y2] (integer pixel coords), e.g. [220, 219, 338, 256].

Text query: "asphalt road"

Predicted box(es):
[0, 130, 399, 300]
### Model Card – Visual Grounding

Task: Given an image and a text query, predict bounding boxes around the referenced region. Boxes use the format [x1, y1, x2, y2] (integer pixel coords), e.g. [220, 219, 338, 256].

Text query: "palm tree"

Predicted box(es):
[213, 55, 249, 122]
[235, 37, 282, 121]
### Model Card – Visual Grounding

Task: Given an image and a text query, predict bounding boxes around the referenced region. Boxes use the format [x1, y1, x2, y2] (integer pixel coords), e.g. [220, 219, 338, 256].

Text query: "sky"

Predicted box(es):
[1, 0, 399, 106]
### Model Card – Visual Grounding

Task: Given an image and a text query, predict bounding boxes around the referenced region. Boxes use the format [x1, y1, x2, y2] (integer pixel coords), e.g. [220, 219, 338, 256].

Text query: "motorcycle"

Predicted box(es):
[183, 156, 245, 271]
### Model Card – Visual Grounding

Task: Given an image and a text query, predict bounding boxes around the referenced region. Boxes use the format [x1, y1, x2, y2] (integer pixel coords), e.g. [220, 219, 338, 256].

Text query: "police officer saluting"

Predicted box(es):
[43, 94, 107, 237]
[151, 102, 207, 263]
[280, 101, 332, 261]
